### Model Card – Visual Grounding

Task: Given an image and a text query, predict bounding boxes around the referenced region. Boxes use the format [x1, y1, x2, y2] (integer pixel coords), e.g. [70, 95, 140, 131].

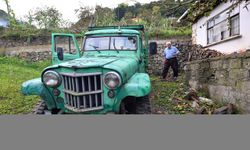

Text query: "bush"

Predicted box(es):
[149, 27, 192, 39]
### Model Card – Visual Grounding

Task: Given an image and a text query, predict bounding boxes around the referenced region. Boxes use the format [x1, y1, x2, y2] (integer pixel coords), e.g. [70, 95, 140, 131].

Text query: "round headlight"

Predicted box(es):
[42, 71, 61, 88]
[104, 72, 121, 89]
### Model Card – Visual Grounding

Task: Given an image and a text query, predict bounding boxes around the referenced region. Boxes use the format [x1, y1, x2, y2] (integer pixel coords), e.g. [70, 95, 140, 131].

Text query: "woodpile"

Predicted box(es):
[170, 86, 239, 115]
[178, 44, 224, 63]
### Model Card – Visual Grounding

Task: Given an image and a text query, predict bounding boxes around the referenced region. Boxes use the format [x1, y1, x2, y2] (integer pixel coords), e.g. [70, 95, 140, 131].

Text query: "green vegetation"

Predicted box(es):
[186, 0, 249, 23]
[187, 0, 228, 22]
[73, 1, 192, 38]
[149, 27, 192, 39]
[151, 76, 192, 114]
[0, 4, 73, 39]
[0, 57, 50, 114]
[151, 76, 241, 114]
[0, 0, 193, 39]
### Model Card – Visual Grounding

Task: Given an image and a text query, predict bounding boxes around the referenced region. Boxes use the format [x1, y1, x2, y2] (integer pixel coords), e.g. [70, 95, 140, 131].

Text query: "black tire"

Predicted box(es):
[119, 95, 152, 114]
[134, 95, 152, 114]
[32, 100, 48, 115]
[32, 100, 61, 115]
[119, 101, 127, 114]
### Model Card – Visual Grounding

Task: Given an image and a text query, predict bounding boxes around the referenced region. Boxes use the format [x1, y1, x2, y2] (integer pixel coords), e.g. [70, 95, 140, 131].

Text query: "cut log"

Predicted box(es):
[213, 103, 237, 114]
[227, 103, 237, 114]
[195, 107, 207, 114]
[213, 106, 228, 114]
[184, 89, 199, 101]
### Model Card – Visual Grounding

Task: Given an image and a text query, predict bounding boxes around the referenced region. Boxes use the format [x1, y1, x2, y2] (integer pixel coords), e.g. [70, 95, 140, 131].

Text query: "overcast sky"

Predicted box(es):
[0, 0, 159, 23]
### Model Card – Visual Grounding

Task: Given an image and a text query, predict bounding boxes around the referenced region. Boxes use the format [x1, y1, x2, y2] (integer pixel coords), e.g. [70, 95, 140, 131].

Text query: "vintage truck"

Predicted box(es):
[21, 25, 157, 114]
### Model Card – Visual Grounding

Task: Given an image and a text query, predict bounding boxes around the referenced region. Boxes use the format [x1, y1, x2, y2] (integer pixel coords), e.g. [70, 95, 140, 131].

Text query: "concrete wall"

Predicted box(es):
[192, 1, 250, 54]
[184, 52, 250, 113]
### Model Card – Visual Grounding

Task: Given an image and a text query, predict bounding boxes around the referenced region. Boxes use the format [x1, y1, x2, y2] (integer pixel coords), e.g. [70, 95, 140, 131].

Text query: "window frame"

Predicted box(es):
[54, 35, 77, 55]
[83, 35, 138, 52]
[206, 11, 240, 45]
[230, 14, 240, 36]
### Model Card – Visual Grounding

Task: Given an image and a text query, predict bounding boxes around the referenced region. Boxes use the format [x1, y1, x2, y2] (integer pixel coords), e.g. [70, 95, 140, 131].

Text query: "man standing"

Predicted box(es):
[162, 41, 180, 81]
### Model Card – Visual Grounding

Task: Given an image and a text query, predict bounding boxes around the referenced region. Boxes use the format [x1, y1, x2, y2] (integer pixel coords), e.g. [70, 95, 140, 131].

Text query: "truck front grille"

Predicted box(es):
[61, 73, 103, 112]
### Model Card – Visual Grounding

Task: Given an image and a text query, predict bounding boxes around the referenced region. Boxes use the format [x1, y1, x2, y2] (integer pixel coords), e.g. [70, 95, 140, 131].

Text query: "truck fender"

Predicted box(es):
[21, 78, 56, 109]
[114, 73, 151, 112]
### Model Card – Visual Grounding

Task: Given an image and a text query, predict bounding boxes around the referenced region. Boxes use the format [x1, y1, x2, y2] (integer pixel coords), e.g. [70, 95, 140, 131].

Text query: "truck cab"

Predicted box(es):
[21, 25, 157, 114]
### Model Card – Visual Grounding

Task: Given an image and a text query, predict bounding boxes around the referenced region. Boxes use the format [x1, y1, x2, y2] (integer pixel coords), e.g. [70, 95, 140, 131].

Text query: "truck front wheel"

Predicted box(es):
[32, 100, 61, 115]
[119, 95, 152, 114]
[134, 95, 152, 114]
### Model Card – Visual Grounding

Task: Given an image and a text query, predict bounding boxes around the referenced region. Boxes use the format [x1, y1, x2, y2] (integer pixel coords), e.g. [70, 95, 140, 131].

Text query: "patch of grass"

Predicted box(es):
[149, 27, 192, 39]
[0, 47, 6, 56]
[151, 76, 242, 114]
[151, 76, 186, 114]
[0, 57, 50, 114]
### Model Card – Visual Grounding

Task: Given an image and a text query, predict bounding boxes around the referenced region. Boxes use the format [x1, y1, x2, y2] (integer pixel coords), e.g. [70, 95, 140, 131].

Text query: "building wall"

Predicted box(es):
[192, 1, 250, 54]
[184, 52, 250, 113]
[0, 18, 8, 27]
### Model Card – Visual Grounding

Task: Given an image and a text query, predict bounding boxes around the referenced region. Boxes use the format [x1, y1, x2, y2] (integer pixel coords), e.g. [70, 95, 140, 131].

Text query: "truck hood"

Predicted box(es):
[58, 56, 139, 82]
[58, 57, 119, 68]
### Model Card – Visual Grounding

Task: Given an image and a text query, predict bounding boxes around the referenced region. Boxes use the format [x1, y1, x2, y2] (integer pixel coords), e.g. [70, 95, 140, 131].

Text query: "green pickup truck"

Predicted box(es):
[21, 25, 157, 114]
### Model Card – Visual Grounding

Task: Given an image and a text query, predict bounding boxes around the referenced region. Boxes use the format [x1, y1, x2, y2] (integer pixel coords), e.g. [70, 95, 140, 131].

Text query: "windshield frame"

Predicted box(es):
[82, 35, 138, 52]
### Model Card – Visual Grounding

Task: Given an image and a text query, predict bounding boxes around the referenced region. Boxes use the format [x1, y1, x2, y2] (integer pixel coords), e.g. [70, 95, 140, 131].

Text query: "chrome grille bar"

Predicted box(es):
[61, 72, 103, 112]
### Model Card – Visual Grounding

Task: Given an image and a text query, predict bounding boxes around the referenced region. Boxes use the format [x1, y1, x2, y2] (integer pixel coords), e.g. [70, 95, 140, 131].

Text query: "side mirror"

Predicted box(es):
[57, 47, 64, 60]
[149, 42, 157, 55]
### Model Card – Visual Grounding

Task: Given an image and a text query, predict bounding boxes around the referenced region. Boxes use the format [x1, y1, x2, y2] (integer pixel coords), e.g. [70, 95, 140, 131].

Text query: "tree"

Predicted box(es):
[2, 0, 16, 27]
[74, 5, 115, 29]
[151, 6, 161, 27]
[75, 6, 93, 20]
[94, 6, 115, 26]
[114, 3, 129, 20]
[33, 6, 62, 29]
[24, 11, 35, 28]
[73, 6, 94, 31]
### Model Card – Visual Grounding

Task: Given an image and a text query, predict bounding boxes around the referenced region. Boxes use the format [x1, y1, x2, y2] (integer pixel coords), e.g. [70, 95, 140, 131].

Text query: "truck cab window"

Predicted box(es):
[55, 36, 77, 54]
[84, 36, 137, 51]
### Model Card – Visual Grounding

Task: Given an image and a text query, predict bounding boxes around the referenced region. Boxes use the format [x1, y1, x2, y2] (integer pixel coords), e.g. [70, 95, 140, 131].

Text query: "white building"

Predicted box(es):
[0, 9, 9, 27]
[0, 18, 9, 27]
[191, 1, 250, 54]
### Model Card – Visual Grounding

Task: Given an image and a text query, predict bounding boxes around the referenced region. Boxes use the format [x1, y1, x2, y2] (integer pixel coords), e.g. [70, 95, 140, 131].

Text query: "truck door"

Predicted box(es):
[52, 33, 81, 64]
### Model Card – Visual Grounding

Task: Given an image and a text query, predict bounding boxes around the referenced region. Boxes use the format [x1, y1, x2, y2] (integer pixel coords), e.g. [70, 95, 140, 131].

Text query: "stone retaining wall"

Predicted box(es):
[184, 52, 250, 113]
[148, 39, 191, 75]
[0, 36, 51, 48]
[2, 37, 192, 64]
[4, 45, 51, 62]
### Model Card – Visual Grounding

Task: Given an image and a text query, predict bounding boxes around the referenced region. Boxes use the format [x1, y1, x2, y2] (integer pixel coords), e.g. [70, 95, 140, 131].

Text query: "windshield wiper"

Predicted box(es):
[89, 44, 101, 53]
[113, 39, 119, 53]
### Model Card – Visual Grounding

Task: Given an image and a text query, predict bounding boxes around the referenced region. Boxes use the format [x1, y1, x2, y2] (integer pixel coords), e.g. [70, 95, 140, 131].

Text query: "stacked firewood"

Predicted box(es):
[170, 86, 239, 115]
[173, 44, 224, 72]
[177, 44, 224, 63]
[187, 48, 224, 61]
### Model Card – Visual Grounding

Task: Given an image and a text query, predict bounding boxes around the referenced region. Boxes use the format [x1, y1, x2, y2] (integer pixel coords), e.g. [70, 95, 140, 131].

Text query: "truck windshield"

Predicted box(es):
[84, 36, 137, 51]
